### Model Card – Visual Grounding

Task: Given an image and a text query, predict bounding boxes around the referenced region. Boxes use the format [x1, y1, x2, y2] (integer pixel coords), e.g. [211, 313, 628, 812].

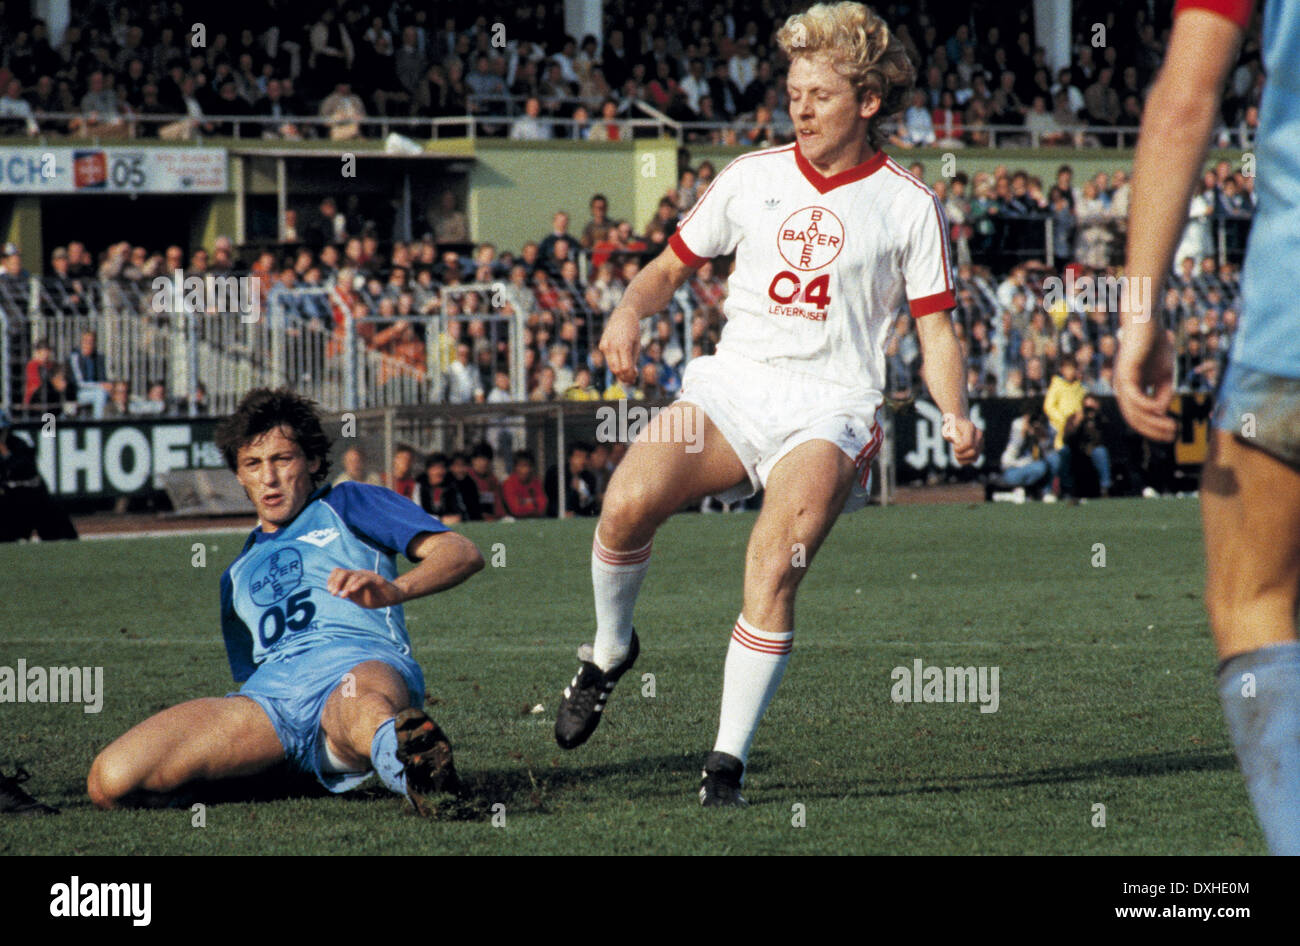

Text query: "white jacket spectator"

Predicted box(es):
[0, 80, 38, 136]
[509, 97, 551, 140]
[446, 345, 482, 404]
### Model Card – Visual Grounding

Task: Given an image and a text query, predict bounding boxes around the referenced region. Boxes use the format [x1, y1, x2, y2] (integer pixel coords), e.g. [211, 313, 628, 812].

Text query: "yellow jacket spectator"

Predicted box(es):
[563, 367, 601, 401]
[603, 380, 643, 401]
[1044, 358, 1086, 448]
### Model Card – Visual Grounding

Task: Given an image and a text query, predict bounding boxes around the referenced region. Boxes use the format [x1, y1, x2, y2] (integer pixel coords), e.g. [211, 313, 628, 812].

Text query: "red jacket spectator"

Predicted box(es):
[24, 340, 54, 405]
[932, 107, 964, 142]
[503, 469, 547, 518]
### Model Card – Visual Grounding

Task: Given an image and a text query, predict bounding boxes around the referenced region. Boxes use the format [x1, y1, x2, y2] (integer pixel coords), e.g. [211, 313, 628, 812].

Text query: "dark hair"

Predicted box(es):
[215, 387, 332, 484]
[512, 449, 535, 466]
[425, 451, 450, 469]
[471, 441, 494, 460]
[450, 451, 471, 465]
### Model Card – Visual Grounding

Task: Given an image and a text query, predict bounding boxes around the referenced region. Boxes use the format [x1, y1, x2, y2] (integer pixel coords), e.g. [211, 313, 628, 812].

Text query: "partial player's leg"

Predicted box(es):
[1202, 428, 1300, 853]
[555, 401, 748, 749]
[87, 696, 284, 809]
[702, 439, 857, 806]
[318, 659, 459, 813]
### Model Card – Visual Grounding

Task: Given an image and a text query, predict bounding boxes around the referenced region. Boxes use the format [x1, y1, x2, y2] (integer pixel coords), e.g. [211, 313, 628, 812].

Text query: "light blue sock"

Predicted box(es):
[370, 717, 407, 796]
[1217, 641, 1300, 855]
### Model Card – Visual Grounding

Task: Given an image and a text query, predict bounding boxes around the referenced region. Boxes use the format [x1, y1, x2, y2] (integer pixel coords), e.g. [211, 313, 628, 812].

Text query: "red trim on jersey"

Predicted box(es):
[930, 194, 955, 292]
[883, 159, 956, 297]
[1174, 0, 1254, 28]
[668, 231, 707, 268]
[794, 144, 888, 194]
[909, 289, 957, 318]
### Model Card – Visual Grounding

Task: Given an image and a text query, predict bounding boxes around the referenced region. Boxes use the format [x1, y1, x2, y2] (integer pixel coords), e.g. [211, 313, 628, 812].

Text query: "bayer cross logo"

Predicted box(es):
[777, 206, 845, 271]
[249, 547, 304, 606]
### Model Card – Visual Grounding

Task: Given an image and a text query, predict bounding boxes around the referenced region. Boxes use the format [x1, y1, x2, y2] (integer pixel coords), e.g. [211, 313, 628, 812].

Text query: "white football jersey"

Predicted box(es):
[670, 143, 955, 394]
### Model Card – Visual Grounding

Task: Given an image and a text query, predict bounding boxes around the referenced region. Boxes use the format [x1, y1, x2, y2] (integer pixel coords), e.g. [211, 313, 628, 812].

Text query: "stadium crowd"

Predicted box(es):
[4, 151, 1255, 422]
[0, 1, 1264, 145]
[332, 438, 618, 520]
[0, 1, 1263, 502]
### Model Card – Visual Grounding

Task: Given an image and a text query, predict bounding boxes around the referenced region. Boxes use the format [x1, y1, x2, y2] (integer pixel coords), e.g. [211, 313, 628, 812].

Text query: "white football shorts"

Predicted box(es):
[676, 348, 883, 511]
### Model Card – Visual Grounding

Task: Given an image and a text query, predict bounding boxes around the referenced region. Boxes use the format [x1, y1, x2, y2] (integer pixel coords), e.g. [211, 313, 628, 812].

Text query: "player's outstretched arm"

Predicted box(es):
[601, 246, 696, 383]
[328, 531, 484, 609]
[915, 309, 982, 464]
[1117, 7, 1244, 442]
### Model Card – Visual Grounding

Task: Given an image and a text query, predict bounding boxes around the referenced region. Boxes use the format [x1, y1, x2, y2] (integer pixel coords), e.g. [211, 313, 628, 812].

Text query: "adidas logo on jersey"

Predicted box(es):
[764, 198, 781, 209]
[297, 527, 340, 548]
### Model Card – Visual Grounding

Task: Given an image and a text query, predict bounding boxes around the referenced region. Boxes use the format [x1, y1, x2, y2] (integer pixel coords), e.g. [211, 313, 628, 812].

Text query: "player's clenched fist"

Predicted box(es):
[600, 307, 642, 384]
[943, 415, 982, 465]
[328, 568, 405, 609]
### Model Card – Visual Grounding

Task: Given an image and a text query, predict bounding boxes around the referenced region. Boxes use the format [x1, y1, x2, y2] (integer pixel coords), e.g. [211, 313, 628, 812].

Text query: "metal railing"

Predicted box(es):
[9, 101, 1257, 151]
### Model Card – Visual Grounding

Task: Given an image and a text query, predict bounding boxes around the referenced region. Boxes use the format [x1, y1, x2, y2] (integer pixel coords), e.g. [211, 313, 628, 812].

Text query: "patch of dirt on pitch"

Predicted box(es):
[73, 514, 258, 536]
[887, 483, 984, 505]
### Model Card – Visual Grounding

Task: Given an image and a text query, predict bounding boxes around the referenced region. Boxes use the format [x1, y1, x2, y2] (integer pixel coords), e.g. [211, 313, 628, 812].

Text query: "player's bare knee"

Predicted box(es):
[87, 751, 131, 809]
[598, 485, 661, 547]
[746, 555, 803, 604]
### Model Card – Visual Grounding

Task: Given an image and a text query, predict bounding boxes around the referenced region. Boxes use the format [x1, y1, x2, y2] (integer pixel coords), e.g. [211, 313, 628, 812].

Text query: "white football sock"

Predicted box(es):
[713, 614, 793, 766]
[591, 528, 652, 671]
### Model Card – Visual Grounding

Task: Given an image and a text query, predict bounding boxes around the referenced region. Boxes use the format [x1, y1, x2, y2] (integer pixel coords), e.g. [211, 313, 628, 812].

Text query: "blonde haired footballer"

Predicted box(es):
[553, 1, 982, 806]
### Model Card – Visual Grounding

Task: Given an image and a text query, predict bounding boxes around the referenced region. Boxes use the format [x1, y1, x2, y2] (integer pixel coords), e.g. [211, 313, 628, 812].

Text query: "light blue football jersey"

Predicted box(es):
[220, 482, 449, 682]
[1232, 0, 1300, 376]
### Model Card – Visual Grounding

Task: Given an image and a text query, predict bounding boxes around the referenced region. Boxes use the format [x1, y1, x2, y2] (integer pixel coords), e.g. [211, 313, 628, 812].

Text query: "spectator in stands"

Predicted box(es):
[1043, 355, 1086, 453]
[509, 95, 551, 140]
[159, 74, 204, 140]
[101, 379, 131, 418]
[319, 81, 366, 140]
[1060, 394, 1112, 498]
[70, 70, 124, 136]
[563, 366, 601, 400]
[448, 451, 485, 521]
[133, 380, 171, 416]
[988, 408, 1061, 501]
[0, 78, 39, 136]
[468, 442, 506, 520]
[333, 446, 384, 486]
[891, 88, 936, 147]
[308, 8, 355, 94]
[259, 78, 302, 139]
[587, 441, 614, 511]
[23, 337, 54, 409]
[581, 194, 614, 249]
[587, 98, 623, 141]
[538, 211, 574, 264]
[69, 331, 111, 419]
[413, 452, 467, 522]
[1084, 67, 1120, 138]
[446, 343, 482, 404]
[502, 448, 547, 518]
[386, 445, 418, 499]
[545, 441, 597, 517]
[643, 197, 679, 248]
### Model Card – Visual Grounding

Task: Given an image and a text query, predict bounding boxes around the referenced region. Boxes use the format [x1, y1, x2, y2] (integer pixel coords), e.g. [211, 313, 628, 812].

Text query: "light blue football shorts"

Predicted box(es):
[1212, 360, 1300, 468]
[229, 642, 425, 792]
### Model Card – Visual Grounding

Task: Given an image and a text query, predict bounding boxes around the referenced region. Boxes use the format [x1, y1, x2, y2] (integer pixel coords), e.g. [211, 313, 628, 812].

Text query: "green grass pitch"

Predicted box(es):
[0, 498, 1261, 854]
